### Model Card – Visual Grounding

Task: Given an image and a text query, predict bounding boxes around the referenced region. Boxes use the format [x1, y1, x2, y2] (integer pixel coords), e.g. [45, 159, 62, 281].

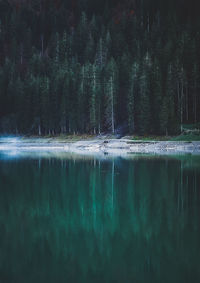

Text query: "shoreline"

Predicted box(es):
[0, 137, 200, 155]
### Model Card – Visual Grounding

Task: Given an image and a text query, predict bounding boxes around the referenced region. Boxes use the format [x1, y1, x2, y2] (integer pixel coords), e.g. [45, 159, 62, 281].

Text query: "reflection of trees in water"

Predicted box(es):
[0, 157, 200, 282]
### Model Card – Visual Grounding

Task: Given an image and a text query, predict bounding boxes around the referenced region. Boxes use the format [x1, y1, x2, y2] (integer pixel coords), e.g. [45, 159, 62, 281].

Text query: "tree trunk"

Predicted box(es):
[194, 79, 197, 123]
[181, 77, 184, 132]
[41, 34, 44, 56]
[38, 124, 41, 136]
[186, 85, 189, 121]
[111, 76, 115, 134]
[98, 122, 101, 135]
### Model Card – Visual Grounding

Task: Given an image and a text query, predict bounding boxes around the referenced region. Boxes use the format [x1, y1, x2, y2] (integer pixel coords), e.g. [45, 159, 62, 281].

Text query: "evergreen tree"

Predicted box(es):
[160, 96, 169, 136]
[138, 55, 151, 135]
[41, 76, 50, 135]
[60, 31, 67, 62]
[89, 65, 100, 134]
[105, 58, 118, 134]
[152, 59, 162, 134]
[76, 12, 88, 63]
[77, 64, 87, 133]
[95, 37, 107, 69]
[0, 0, 199, 135]
[128, 62, 139, 133]
[85, 34, 95, 63]
[166, 63, 179, 135]
[191, 63, 199, 124]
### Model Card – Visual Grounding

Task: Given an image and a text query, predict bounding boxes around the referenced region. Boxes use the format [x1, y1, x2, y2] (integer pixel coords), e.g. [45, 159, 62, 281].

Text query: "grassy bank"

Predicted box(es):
[23, 134, 200, 142]
[128, 134, 200, 142]
[23, 124, 200, 142]
[171, 123, 200, 141]
[129, 123, 200, 142]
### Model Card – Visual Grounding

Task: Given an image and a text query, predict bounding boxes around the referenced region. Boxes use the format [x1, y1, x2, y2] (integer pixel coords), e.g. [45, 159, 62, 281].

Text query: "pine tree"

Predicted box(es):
[118, 52, 132, 127]
[76, 12, 88, 63]
[41, 76, 50, 135]
[96, 66, 102, 134]
[76, 64, 86, 133]
[89, 15, 98, 42]
[166, 63, 179, 135]
[138, 55, 151, 135]
[49, 32, 60, 67]
[89, 65, 98, 134]
[21, 75, 33, 133]
[105, 58, 118, 134]
[159, 96, 169, 136]
[178, 67, 187, 132]
[95, 37, 107, 69]
[68, 58, 80, 134]
[128, 62, 139, 133]
[84, 34, 95, 63]
[60, 31, 67, 61]
[34, 77, 43, 135]
[152, 59, 162, 134]
[0, 0, 199, 135]
[15, 77, 24, 133]
[191, 63, 199, 124]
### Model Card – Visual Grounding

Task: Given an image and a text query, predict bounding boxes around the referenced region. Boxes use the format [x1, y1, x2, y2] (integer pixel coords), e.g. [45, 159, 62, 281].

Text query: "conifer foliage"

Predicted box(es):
[0, 0, 199, 135]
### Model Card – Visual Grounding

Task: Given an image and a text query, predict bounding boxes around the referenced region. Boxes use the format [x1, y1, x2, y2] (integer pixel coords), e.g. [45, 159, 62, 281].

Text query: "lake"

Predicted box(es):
[0, 152, 200, 283]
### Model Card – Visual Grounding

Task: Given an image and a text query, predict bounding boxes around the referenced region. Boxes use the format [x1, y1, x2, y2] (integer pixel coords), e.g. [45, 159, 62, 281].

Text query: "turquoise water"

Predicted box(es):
[0, 153, 200, 283]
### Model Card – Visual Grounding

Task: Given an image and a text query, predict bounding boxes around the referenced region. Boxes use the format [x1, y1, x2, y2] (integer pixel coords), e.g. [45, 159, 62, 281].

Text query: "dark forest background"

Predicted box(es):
[0, 0, 199, 135]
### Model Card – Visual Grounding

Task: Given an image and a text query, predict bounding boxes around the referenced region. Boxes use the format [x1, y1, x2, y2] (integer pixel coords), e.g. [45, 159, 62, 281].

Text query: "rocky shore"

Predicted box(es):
[66, 139, 200, 155]
[0, 138, 200, 156]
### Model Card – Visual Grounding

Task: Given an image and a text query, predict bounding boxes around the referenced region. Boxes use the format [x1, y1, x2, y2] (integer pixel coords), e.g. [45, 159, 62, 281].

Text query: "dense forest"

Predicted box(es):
[0, 0, 199, 136]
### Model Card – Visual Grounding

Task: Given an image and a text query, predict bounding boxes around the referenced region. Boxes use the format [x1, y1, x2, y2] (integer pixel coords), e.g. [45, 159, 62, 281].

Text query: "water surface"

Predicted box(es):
[0, 152, 200, 283]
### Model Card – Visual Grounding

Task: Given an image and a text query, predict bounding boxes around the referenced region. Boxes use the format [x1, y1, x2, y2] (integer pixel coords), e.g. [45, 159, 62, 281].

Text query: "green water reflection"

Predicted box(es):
[0, 154, 200, 283]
